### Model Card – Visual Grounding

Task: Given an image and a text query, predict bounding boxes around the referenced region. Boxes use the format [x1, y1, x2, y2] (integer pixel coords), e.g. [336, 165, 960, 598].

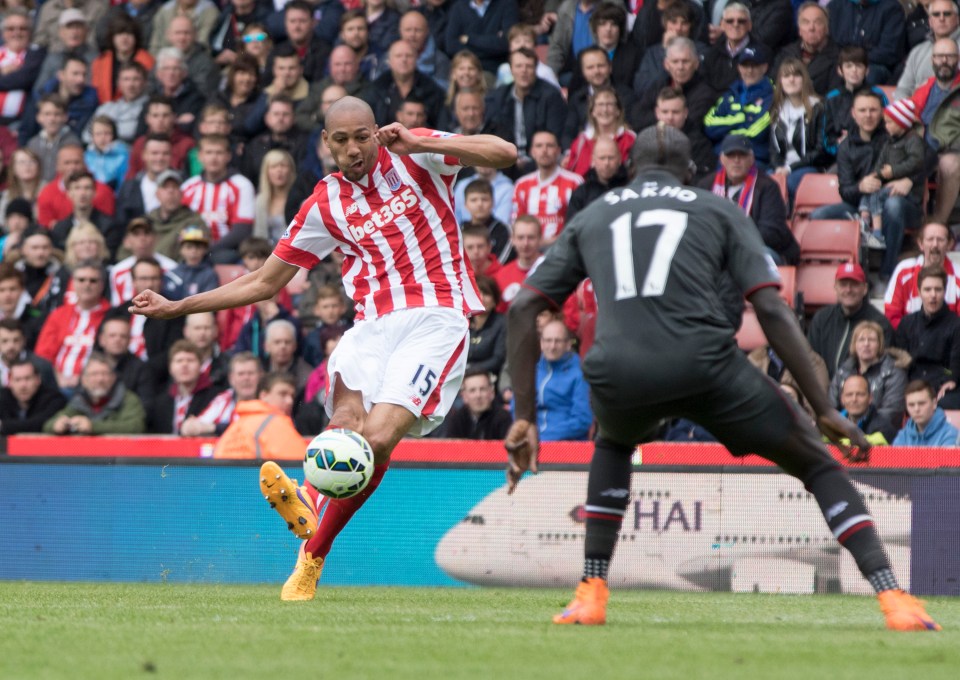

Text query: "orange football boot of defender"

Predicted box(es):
[878, 590, 942, 631]
[553, 578, 609, 625]
[280, 544, 325, 601]
[259, 461, 318, 539]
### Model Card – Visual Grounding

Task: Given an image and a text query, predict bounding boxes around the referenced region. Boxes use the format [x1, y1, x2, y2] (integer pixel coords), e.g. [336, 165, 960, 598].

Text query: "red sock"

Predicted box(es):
[304, 462, 389, 558]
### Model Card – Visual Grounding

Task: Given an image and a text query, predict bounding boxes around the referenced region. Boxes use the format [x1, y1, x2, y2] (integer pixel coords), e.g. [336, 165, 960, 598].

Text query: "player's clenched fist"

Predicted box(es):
[504, 419, 539, 494]
[128, 289, 178, 319]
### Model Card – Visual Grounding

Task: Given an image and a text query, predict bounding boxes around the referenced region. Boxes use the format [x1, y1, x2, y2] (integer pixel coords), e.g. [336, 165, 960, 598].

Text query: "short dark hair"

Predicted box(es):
[258, 371, 297, 395]
[272, 42, 299, 61]
[60, 53, 89, 73]
[143, 132, 172, 148]
[285, 0, 313, 17]
[917, 264, 948, 289]
[0, 262, 25, 287]
[464, 178, 493, 198]
[474, 274, 501, 307]
[0, 318, 24, 334]
[340, 8, 366, 29]
[238, 237, 273, 260]
[662, 1, 694, 25]
[657, 86, 686, 106]
[905, 379, 936, 400]
[37, 93, 67, 113]
[462, 367, 494, 385]
[851, 87, 884, 109]
[590, 3, 627, 34]
[168, 339, 203, 364]
[131, 256, 162, 279]
[268, 93, 295, 111]
[146, 94, 175, 114]
[65, 170, 95, 188]
[509, 46, 537, 65]
[577, 45, 608, 70]
[838, 46, 868, 67]
[229, 351, 261, 372]
[462, 225, 491, 242]
[8, 357, 38, 377]
[91, 115, 117, 138]
[199, 134, 230, 151]
[117, 61, 148, 79]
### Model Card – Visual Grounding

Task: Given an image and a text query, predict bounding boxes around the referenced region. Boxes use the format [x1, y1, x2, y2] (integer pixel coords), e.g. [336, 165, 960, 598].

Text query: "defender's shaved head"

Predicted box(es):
[324, 96, 376, 130]
[322, 96, 380, 181]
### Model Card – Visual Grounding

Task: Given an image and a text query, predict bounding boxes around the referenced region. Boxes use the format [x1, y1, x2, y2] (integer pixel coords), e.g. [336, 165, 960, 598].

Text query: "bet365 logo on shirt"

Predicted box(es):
[347, 187, 418, 241]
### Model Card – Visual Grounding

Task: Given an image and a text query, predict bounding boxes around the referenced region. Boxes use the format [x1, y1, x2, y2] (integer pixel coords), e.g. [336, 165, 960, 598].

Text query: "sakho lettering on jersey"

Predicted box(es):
[346, 187, 418, 241]
[603, 182, 697, 205]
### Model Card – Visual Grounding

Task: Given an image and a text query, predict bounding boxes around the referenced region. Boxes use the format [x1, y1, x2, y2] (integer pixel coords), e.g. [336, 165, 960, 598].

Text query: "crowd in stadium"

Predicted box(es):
[1, 0, 960, 448]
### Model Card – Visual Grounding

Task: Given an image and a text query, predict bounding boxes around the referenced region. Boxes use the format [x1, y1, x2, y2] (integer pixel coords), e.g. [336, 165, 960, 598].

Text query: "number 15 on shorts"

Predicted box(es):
[410, 364, 438, 397]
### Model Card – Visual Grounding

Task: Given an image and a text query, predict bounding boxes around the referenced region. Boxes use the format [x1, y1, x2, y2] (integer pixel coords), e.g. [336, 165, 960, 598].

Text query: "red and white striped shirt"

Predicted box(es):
[180, 173, 255, 242]
[197, 388, 238, 427]
[274, 129, 485, 322]
[109, 253, 179, 306]
[0, 47, 27, 119]
[512, 167, 583, 241]
[34, 300, 110, 380]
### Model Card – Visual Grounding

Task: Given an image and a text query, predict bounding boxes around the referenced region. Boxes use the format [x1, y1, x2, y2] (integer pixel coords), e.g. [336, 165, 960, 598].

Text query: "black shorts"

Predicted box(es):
[592, 352, 837, 475]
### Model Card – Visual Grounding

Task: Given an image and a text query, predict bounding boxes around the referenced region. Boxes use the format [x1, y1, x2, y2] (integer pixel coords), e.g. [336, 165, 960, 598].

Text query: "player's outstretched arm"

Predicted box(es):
[504, 288, 552, 493]
[375, 122, 518, 169]
[129, 254, 300, 320]
[750, 287, 871, 461]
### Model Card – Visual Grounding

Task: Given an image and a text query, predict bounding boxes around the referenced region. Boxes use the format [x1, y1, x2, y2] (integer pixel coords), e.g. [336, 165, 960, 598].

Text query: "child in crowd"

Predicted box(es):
[187, 104, 234, 177]
[461, 178, 514, 264]
[462, 225, 501, 278]
[823, 47, 888, 158]
[302, 285, 351, 366]
[26, 95, 81, 183]
[84, 116, 129, 191]
[164, 224, 219, 300]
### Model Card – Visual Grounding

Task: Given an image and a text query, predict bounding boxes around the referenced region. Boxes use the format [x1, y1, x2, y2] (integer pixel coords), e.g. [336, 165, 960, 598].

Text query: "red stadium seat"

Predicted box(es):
[796, 262, 845, 310]
[792, 173, 843, 242]
[798, 220, 860, 262]
[878, 84, 895, 102]
[771, 172, 788, 205]
[944, 410, 960, 431]
[214, 264, 246, 286]
[777, 265, 797, 311]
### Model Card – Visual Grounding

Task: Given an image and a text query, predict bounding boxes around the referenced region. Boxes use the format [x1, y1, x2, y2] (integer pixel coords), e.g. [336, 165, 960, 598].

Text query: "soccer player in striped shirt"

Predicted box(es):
[131, 96, 517, 600]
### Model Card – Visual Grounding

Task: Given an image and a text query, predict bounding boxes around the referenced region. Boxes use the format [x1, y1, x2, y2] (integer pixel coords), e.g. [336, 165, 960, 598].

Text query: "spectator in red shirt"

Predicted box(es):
[35, 144, 115, 228]
[884, 221, 960, 329]
[463, 225, 501, 278]
[125, 96, 195, 179]
[494, 214, 543, 313]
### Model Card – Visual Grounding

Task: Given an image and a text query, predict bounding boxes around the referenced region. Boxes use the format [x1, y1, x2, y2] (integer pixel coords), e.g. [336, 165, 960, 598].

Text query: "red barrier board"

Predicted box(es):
[4, 435, 960, 468]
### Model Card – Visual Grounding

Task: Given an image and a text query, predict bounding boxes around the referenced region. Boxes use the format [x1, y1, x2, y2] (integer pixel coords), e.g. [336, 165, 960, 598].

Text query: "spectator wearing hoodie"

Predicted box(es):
[892, 379, 959, 446]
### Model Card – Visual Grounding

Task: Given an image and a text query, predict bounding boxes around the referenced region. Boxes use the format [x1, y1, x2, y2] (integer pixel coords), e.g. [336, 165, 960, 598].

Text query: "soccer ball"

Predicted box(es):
[304, 429, 375, 499]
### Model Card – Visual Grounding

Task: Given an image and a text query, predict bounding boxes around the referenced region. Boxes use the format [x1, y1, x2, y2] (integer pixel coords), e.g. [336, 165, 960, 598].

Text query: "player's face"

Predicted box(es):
[184, 314, 217, 350]
[98, 320, 131, 356]
[461, 375, 495, 414]
[581, 52, 610, 88]
[854, 329, 881, 364]
[0, 278, 23, 313]
[920, 276, 946, 314]
[905, 389, 937, 429]
[511, 221, 541, 260]
[170, 351, 202, 384]
[852, 96, 883, 135]
[262, 383, 296, 415]
[323, 122, 378, 182]
[840, 377, 871, 419]
[655, 98, 687, 128]
[465, 192, 493, 221]
[0, 328, 24, 363]
[530, 133, 560, 170]
[230, 360, 262, 400]
[919, 224, 951, 265]
[8, 365, 40, 403]
[540, 321, 571, 361]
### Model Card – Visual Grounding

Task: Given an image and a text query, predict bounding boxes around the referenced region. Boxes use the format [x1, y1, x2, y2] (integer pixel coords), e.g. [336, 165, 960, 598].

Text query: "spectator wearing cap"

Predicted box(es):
[895, 0, 960, 100]
[702, 2, 757, 93]
[828, 0, 906, 86]
[700, 134, 798, 264]
[771, 2, 842, 99]
[164, 224, 218, 300]
[807, 261, 893, 378]
[146, 169, 202, 259]
[34, 9, 100, 95]
[704, 44, 774, 167]
[109, 218, 179, 305]
[0, 9, 47, 126]
[34, 0, 108, 53]
[115, 134, 174, 236]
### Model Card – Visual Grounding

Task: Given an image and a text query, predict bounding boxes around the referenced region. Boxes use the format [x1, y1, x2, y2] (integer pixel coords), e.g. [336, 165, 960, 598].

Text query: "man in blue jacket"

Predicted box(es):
[828, 0, 906, 85]
[704, 44, 774, 167]
[525, 318, 593, 441]
[892, 379, 959, 445]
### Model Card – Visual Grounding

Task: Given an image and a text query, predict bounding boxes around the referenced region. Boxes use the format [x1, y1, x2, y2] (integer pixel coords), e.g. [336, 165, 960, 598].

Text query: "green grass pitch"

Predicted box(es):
[1, 583, 958, 679]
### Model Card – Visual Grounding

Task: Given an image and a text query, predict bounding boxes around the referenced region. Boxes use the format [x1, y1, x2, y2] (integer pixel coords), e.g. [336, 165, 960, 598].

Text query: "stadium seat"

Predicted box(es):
[214, 264, 246, 286]
[798, 220, 860, 262]
[944, 410, 960, 431]
[792, 173, 843, 242]
[771, 172, 788, 205]
[736, 304, 767, 351]
[878, 84, 896, 102]
[777, 265, 797, 311]
[796, 262, 848, 310]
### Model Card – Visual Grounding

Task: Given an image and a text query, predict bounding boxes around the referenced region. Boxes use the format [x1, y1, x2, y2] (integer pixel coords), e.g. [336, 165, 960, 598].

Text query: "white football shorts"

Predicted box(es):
[324, 306, 470, 436]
